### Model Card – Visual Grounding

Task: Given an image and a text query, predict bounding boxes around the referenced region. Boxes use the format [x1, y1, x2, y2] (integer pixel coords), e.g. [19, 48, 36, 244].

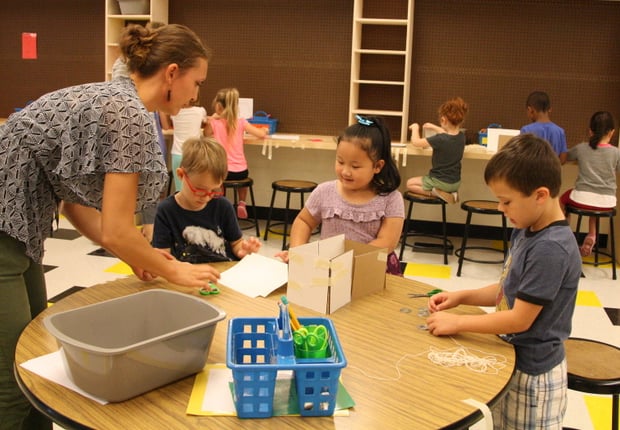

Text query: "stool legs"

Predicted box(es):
[399, 200, 415, 261]
[247, 185, 260, 237]
[264, 189, 277, 242]
[456, 210, 473, 277]
[440, 202, 448, 265]
[574, 212, 617, 280]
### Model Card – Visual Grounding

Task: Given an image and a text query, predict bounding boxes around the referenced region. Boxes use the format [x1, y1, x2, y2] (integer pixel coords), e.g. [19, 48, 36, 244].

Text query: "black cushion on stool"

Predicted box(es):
[565, 338, 620, 430]
[456, 200, 508, 277]
[564, 205, 616, 280]
[399, 191, 451, 265]
[264, 179, 318, 250]
[223, 177, 260, 237]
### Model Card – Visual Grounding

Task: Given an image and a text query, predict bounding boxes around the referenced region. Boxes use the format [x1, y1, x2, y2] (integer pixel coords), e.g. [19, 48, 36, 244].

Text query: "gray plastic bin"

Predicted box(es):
[43, 289, 225, 402]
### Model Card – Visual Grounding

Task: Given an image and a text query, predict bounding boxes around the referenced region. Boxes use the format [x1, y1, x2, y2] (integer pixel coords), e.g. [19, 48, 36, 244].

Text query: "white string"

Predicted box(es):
[348, 337, 507, 381]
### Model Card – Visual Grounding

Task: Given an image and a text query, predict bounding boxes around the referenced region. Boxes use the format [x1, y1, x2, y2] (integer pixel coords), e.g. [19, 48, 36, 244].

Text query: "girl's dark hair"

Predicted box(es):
[337, 116, 401, 194]
[120, 23, 211, 78]
[588, 111, 616, 149]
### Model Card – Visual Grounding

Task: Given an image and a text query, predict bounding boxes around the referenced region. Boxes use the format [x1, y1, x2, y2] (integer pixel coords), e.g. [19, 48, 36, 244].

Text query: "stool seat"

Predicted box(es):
[564, 205, 616, 280]
[399, 191, 451, 264]
[272, 179, 318, 193]
[264, 179, 318, 250]
[223, 177, 260, 237]
[456, 200, 508, 277]
[565, 338, 620, 430]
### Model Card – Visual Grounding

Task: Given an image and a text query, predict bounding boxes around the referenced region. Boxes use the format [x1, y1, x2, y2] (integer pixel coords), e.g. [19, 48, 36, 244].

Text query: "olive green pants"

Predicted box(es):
[0, 233, 51, 430]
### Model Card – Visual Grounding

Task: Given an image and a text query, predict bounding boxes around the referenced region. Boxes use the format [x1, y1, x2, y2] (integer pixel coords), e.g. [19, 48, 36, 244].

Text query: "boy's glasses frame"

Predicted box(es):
[181, 169, 224, 198]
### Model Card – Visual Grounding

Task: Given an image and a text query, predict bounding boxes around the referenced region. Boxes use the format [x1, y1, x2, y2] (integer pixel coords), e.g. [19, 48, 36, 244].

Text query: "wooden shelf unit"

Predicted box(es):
[104, 0, 168, 81]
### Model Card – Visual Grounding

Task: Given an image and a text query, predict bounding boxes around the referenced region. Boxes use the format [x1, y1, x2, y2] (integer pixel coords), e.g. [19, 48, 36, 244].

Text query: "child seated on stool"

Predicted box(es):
[152, 136, 261, 264]
[560, 111, 620, 256]
[406, 97, 468, 204]
[276, 115, 404, 275]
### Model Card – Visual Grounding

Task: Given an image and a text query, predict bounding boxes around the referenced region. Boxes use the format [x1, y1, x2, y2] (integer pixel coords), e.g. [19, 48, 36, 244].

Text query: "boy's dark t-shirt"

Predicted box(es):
[496, 221, 581, 375]
[427, 132, 466, 184]
[152, 195, 242, 263]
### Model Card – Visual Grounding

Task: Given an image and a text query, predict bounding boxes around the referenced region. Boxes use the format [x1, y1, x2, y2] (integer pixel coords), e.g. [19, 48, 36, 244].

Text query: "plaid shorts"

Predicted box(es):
[492, 359, 567, 429]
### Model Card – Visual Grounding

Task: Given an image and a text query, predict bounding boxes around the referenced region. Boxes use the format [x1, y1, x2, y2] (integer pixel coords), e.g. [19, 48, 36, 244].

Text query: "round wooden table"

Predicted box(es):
[15, 273, 515, 429]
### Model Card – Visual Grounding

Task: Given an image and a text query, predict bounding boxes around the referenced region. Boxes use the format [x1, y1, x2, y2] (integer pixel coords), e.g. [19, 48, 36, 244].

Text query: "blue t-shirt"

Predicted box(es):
[152, 195, 242, 263]
[520, 122, 567, 156]
[496, 221, 581, 374]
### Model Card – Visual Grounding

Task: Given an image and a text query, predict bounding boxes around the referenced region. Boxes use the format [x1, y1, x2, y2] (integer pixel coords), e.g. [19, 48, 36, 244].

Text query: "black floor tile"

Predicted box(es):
[43, 265, 57, 273]
[604, 307, 620, 325]
[51, 228, 82, 240]
[88, 248, 115, 258]
[48, 286, 86, 303]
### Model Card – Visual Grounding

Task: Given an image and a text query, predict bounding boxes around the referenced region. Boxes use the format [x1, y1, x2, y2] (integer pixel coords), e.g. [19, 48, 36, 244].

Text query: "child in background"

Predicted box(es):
[427, 134, 581, 429]
[166, 103, 208, 192]
[277, 115, 404, 274]
[152, 136, 261, 263]
[521, 91, 568, 164]
[205, 88, 268, 219]
[406, 97, 468, 204]
[560, 111, 620, 256]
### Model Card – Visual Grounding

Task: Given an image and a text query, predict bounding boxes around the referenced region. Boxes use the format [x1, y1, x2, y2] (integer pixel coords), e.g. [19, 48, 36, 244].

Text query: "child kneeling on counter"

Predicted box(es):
[152, 136, 261, 264]
[277, 115, 404, 275]
[406, 97, 468, 204]
[427, 134, 581, 428]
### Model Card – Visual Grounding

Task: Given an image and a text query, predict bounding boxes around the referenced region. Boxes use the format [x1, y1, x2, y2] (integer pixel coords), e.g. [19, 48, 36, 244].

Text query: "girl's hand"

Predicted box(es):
[426, 311, 460, 336]
[428, 291, 458, 313]
[275, 250, 289, 263]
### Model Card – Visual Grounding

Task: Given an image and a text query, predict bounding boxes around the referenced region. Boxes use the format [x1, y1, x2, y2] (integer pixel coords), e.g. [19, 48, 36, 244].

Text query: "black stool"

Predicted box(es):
[223, 177, 260, 237]
[565, 338, 620, 430]
[565, 205, 616, 280]
[264, 179, 318, 250]
[456, 200, 508, 277]
[399, 192, 451, 265]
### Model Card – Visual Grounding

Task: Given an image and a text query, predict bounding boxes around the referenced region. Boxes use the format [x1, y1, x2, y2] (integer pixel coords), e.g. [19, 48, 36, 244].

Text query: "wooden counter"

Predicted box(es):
[16, 271, 515, 430]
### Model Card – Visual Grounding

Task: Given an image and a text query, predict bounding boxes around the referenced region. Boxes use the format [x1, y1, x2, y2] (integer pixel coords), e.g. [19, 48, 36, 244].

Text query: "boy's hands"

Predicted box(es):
[236, 237, 262, 259]
[426, 291, 461, 336]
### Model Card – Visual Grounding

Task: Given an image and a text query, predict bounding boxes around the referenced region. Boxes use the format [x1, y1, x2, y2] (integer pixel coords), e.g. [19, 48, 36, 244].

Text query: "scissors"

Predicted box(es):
[293, 325, 328, 352]
[199, 282, 220, 296]
[408, 288, 443, 298]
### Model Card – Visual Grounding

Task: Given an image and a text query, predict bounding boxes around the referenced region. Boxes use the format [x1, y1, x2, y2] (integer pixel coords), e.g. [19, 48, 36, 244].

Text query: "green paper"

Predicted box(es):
[229, 377, 355, 416]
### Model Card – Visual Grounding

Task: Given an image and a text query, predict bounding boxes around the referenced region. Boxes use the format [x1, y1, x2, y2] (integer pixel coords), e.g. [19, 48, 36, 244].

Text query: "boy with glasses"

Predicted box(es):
[152, 137, 261, 264]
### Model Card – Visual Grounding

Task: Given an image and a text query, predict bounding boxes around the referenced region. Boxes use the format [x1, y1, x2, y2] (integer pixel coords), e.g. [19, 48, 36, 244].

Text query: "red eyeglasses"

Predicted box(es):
[181, 169, 224, 198]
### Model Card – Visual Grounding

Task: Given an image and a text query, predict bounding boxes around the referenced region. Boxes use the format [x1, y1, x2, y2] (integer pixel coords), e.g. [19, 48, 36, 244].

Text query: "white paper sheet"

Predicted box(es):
[20, 349, 109, 405]
[218, 253, 288, 297]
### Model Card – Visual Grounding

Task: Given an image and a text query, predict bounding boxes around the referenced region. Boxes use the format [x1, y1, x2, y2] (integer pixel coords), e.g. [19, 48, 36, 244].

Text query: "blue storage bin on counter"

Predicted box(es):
[226, 316, 347, 418]
[248, 111, 278, 134]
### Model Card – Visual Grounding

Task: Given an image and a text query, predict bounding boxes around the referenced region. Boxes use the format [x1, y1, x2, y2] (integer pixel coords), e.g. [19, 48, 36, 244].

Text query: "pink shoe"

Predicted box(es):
[237, 201, 248, 219]
[580, 236, 595, 257]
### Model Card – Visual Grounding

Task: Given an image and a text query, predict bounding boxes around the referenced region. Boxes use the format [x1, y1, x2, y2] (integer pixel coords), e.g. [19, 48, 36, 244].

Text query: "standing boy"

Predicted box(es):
[521, 91, 568, 164]
[427, 134, 581, 428]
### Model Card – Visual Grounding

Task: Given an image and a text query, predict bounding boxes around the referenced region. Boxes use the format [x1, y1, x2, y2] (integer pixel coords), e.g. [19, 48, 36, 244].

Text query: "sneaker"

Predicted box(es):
[237, 201, 248, 219]
[431, 187, 456, 204]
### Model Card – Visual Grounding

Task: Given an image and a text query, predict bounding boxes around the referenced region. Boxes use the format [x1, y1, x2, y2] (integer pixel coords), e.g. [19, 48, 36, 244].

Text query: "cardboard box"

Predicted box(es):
[286, 234, 387, 314]
[486, 128, 520, 152]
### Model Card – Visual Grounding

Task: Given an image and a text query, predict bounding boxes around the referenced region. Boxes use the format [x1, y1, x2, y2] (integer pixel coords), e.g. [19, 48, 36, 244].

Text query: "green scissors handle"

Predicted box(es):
[293, 325, 327, 351]
[199, 282, 220, 296]
[408, 288, 443, 298]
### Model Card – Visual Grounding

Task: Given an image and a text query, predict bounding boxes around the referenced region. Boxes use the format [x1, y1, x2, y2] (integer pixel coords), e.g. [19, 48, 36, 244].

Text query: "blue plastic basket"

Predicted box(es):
[248, 111, 278, 134]
[226, 316, 347, 418]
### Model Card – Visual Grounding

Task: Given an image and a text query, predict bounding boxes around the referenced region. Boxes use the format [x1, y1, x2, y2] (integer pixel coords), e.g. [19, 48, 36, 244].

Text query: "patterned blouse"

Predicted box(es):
[0, 78, 168, 263]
